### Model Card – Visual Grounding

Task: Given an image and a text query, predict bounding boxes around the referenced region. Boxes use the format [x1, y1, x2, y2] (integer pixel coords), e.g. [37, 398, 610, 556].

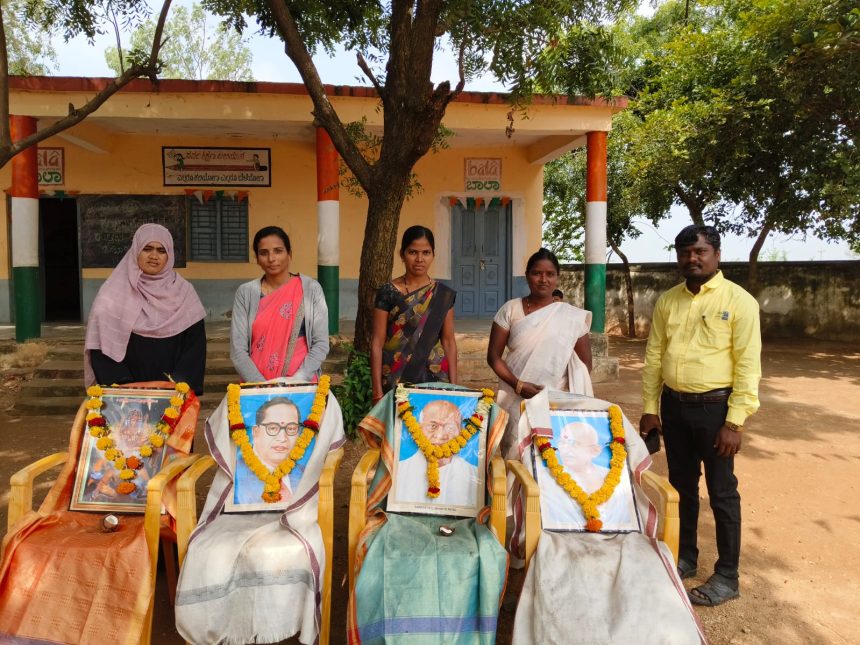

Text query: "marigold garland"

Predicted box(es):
[228, 376, 330, 503]
[536, 405, 627, 532]
[85, 382, 191, 497]
[395, 385, 495, 498]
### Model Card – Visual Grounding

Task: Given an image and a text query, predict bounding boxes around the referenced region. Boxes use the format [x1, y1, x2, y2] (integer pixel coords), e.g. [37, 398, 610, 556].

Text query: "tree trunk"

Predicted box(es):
[353, 184, 409, 353]
[747, 221, 772, 293]
[610, 240, 635, 338]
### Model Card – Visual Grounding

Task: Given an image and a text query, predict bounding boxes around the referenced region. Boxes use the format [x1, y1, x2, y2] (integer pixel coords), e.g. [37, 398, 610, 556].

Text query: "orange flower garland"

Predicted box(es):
[536, 405, 627, 532]
[228, 376, 330, 503]
[85, 382, 190, 496]
[395, 385, 495, 498]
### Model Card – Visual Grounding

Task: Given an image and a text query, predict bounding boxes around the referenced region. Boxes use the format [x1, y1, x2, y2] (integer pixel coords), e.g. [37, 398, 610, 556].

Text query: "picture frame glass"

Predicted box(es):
[225, 384, 321, 513]
[388, 387, 487, 518]
[532, 409, 640, 532]
[70, 388, 176, 513]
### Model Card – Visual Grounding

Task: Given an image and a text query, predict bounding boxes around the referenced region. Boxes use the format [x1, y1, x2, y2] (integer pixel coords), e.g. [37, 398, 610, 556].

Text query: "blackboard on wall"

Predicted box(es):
[79, 195, 187, 268]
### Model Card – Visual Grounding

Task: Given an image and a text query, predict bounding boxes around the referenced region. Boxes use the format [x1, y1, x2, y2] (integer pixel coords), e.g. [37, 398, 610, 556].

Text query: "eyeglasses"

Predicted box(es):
[261, 422, 301, 437]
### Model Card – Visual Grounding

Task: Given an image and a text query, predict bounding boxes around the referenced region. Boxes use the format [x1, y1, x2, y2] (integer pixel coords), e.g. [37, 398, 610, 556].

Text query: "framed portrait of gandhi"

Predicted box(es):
[71, 388, 176, 513]
[388, 387, 487, 518]
[531, 409, 640, 533]
[225, 384, 321, 513]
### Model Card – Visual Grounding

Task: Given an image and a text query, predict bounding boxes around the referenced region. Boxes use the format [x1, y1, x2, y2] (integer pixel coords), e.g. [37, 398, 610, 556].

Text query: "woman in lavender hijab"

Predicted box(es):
[84, 223, 207, 394]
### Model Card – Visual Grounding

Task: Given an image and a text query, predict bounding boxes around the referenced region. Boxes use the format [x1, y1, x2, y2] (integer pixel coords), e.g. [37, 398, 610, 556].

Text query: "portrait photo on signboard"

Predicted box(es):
[389, 388, 487, 517]
[71, 389, 175, 513]
[532, 409, 640, 532]
[225, 385, 320, 513]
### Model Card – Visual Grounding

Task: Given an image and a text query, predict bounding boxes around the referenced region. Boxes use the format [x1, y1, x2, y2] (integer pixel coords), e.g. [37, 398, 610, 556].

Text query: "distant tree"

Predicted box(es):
[105, 3, 253, 81]
[0, 0, 172, 169]
[2, 0, 56, 75]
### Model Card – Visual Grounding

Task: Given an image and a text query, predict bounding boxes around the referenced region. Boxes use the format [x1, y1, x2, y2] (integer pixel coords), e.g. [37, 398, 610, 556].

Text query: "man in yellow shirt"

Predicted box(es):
[640, 225, 761, 607]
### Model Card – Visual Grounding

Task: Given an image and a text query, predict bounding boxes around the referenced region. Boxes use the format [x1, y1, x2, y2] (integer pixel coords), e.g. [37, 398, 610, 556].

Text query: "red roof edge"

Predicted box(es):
[8, 75, 628, 109]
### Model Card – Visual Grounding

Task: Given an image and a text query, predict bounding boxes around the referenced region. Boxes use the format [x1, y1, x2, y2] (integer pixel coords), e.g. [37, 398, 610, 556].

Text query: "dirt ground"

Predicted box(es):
[1, 336, 858, 644]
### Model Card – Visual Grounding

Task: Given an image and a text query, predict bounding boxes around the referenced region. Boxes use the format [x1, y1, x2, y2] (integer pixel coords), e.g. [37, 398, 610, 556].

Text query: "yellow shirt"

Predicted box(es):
[642, 270, 761, 425]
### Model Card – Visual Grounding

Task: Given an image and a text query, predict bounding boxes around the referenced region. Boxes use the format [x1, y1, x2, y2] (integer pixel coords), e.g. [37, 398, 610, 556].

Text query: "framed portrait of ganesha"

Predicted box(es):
[225, 384, 322, 513]
[71, 387, 186, 513]
[388, 387, 489, 518]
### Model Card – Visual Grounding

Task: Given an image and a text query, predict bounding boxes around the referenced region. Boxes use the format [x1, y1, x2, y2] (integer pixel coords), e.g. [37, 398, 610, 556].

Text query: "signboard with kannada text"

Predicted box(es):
[38, 147, 64, 186]
[163, 147, 271, 187]
[464, 157, 501, 191]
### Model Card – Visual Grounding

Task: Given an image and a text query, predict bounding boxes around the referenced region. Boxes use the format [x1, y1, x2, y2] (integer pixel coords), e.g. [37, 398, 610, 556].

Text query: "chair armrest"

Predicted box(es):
[144, 454, 203, 577]
[8, 452, 69, 531]
[506, 459, 542, 571]
[318, 447, 345, 645]
[175, 455, 217, 566]
[348, 448, 380, 591]
[640, 470, 680, 565]
[489, 455, 506, 546]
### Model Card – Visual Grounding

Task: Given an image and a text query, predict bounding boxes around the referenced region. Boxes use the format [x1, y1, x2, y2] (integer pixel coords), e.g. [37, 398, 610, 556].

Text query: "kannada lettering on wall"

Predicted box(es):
[37, 147, 64, 186]
[163, 147, 272, 187]
[464, 157, 501, 191]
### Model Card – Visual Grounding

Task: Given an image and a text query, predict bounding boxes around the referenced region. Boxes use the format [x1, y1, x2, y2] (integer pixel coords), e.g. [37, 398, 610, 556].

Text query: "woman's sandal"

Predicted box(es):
[677, 559, 697, 580]
[688, 574, 740, 606]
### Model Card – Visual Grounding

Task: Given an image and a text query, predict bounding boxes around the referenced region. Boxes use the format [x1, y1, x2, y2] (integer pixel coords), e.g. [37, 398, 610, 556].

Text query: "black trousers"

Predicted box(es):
[661, 391, 741, 582]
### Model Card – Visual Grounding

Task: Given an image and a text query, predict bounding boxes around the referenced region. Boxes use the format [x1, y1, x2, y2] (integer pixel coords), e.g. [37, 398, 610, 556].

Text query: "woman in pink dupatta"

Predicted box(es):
[230, 226, 330, 383]
[487, 248, 593, 458]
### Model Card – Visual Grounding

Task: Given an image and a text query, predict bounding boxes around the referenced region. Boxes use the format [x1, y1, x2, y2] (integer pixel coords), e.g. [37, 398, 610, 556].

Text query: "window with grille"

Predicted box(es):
[189, 198, 249, 261]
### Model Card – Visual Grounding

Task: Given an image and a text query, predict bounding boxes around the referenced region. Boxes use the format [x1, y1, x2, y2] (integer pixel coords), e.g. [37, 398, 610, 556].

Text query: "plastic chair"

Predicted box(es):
[3, 400, 202, 645]
[175, 446, 345, 645]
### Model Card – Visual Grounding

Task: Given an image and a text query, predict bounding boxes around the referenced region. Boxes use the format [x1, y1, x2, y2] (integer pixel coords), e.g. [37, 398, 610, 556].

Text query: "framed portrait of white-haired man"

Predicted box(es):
[389, 387, 488, 518]
[531, 409, 641, 533]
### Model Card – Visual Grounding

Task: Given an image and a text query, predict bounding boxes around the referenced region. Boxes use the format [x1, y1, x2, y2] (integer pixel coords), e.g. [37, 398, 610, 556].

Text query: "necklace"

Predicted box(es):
[535, 404, 627, 532]
[395, 385, 495, 498]
[402, 275, 432, 294]
[524, 295, 552, 314]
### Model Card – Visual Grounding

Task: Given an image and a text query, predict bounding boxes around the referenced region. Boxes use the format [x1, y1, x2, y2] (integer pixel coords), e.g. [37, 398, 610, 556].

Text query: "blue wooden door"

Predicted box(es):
[452, 202, 510, 318]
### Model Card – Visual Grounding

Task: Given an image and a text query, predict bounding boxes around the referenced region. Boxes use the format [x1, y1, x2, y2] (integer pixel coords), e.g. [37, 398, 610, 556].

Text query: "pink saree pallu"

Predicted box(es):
[250, 276, 309, 380]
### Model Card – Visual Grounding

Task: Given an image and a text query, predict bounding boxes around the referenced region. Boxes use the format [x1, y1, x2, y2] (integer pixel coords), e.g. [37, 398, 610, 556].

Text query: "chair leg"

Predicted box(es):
[162, 540, 178, 605]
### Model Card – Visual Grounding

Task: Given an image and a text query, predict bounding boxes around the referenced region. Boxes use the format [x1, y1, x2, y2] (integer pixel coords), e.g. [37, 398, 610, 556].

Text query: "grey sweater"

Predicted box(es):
[230, 275, 330, 382]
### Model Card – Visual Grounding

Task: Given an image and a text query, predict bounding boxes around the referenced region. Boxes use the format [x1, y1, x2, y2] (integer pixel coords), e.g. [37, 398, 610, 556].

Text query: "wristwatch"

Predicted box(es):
[724, 421, 743, 432]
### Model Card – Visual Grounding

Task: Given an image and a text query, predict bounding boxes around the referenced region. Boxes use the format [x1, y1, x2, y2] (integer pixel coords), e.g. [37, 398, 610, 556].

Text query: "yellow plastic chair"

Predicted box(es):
[175, 446, 345, 645]
[5, 402, 203, 645]
[506, 462, 680, 571]
[348, 450, 508, 590]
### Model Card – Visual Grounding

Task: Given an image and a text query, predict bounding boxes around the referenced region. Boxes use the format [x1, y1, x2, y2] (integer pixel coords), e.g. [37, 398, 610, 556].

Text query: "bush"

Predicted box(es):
[332, 344, 372, 440]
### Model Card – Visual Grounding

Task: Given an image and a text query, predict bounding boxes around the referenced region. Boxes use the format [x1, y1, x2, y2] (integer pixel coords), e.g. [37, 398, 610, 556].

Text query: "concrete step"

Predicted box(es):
[20, 378, 88, 398]
[14, 395, 86, 415]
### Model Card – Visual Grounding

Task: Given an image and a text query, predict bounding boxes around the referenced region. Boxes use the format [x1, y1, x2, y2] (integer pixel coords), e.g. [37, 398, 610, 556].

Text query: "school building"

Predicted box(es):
[3, 76, 624, 337]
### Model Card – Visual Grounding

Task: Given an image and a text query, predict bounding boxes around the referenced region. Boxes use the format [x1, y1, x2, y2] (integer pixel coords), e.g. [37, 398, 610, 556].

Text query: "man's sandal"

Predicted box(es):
[688, 574, 740, 606]
[677, 559, 697, 580]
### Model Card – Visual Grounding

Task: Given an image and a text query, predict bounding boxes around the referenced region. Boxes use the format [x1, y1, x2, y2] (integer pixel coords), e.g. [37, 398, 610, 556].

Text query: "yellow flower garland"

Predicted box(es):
[85, 382, 190, 496]
[536, 404, 627, 532]
[228, 376, 330, 503]
[395, 385, 495, 498]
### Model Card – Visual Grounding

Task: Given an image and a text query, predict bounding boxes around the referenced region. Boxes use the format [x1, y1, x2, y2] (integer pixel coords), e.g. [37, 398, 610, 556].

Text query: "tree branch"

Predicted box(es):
[0, 2, 10, 151]
[356, 51, 385, 99]
[265, 0, 373, 190]
[149, 0, 172, 73]
[108, 4, 125, 74]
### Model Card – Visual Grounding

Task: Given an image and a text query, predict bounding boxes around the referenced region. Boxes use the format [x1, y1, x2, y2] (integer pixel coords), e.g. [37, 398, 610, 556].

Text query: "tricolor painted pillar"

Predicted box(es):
[316, 127, 339, 335]
[10, 116, 41, 342]
[584, 131, 607, 333]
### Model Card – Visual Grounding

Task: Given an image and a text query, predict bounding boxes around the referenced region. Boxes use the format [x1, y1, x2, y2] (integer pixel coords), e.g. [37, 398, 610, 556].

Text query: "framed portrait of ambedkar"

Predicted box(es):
[71, 388, 176, 513]
[225, 384, 321, 513]
[531, 409, 640, 533]
[388, 387, 488, 518]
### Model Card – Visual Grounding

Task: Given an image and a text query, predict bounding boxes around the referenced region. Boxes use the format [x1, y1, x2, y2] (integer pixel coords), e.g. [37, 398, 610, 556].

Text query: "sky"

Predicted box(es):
[42, 0, 855, 264]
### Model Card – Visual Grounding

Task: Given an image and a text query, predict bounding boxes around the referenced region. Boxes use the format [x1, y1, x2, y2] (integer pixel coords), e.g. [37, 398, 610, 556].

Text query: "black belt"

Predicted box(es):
[663, 386, 732, 403]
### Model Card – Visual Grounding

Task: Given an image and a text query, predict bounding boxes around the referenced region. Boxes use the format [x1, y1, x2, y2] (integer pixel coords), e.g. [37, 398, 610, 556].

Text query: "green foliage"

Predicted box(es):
[3, 0, 57, 74]
[104, 3, 253, 80]
[331, 345, 372, 440]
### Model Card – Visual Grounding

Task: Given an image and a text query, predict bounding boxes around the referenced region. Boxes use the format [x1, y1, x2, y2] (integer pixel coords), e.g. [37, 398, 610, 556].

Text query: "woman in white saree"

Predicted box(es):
[487, 248, 593, 459]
